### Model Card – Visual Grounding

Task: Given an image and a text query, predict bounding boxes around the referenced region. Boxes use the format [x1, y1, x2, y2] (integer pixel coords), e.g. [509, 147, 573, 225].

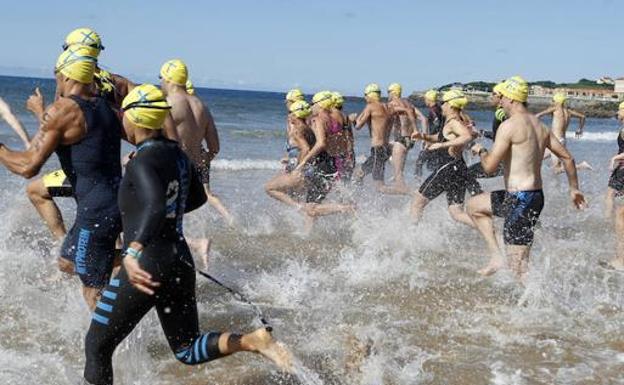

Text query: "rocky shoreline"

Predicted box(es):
[409, 92, 619, 118]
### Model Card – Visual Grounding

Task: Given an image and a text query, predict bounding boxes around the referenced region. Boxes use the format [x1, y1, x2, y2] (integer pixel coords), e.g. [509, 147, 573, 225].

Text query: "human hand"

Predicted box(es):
[471, 143, 484, 156]
[428, 143, 443, 151]
[26, 88, 45, 118]
[123, 244, 159, 295]
[570, 188, 587, 210]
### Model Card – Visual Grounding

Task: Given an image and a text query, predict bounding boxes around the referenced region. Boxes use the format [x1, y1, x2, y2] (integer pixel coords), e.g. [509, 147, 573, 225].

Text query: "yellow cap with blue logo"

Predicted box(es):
[312, 91, 334, 109]
[55, 46, 97, 84]
[160, 59, 188, 86]
[388, 83, 402, 96]
[364, 83, 381, 100]
[122, 84, 171, 130]
[63, 27, 104, 56]
[499, 76, 529, 103]
[424, 89, 438, 102]
[331, 91, 344, 108]
[442, 89, 468, 109]
[289, 100, 312, 119]
[286, 88, 304, 102]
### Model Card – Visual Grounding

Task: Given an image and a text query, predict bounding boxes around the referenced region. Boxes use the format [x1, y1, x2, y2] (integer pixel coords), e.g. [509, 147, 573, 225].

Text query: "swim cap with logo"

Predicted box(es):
[493, 82, 504, 95]
[499, 76, 528, 103]
[364, 83, 381, 100]
[160, 59, 188, 86]
[289, 100, 312, 119]
[424, 89, 438, 102]
[553, 92, 567, 105]
[388, 83, 402, 96]
[442, 89, 468, 110]
[55, 46, 97, 84]
[63, 27, 104, 55]
[331, 91, 344, 108]
[312, 91, 334, 109]
[122, 84, 171, 130]
[285, 88, 304, 102]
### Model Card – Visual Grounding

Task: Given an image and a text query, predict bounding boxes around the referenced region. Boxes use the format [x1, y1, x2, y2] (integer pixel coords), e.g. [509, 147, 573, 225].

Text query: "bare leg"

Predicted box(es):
[203, 185, 235, 226]
[447, 204, 475, 228]
[26, 178, 66, 241]
[467, 193, 505, 276]
[264, 172, 306, 209]
[187, 238, 211, 270]
[409, 191, 429, 224]
[388, 143, 409, 191]
[303, 202, 356, 217]
[607, 204, 624, 270]
[506, 244, 530, 283]
[57, 256, 75, 275]
[605, 187, 615, 219]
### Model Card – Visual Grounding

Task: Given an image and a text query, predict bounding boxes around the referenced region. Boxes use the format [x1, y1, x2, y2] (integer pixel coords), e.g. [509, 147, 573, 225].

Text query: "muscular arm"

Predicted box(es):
[535, 107, 555, 119]
[437, 121, 473, 149]
[296, 118, 326, 169]
[354, 106, 371, 130]
[479, 123, 512, 174]
[547, 131, 580, 190]
[0, 97, 30, 147]
[0, 103, 68, 178]
[126, 159, 167, 246]
[413, 106, 428, 134]
[162, 114, 179, 141]
[202, 105, 220, 159]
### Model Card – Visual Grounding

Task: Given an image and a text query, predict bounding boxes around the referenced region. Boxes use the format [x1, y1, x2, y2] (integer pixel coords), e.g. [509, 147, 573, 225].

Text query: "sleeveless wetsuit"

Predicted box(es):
[303, 119, 336, 203]
[465, 107, 507, 195]
[84, 136, 223, 385]
[608, 126, 624, 194]
[415, 104, 445, 177]
[418, 121, 468, 206]
[58, 95, 122, 288]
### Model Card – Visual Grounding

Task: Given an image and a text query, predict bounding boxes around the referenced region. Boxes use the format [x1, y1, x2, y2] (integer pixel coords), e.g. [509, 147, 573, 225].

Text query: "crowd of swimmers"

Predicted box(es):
[0, 26, 622, 384]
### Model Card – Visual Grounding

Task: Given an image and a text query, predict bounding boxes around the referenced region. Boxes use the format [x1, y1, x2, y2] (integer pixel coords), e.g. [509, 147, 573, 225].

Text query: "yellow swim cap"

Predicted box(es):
[63, 27, 104, 55]
[492, 82, 504, 95]
[364, 83, 381, 100]
[312, 91, 334, 109]
[94, 68, 114, 95]
[424, 89, 438, 102]
[388, 83, 402, 97]
[122, 84, 171, 130]
[286, 88, 305, 103]
[289, 100, 312, 119]
[55, 46, 97, 84]
[442, 89, 468, 109]
[186, 79, 195, 95]
[553, 92, 567, 105]
[160, 59, 188, 86]
[619, 101, 624, 111]
[499, 76, 528, 103]
[331, 91, 344, 108]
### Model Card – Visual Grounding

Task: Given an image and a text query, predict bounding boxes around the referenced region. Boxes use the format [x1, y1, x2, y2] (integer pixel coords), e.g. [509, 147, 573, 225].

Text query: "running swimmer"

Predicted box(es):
[0, 47, 123, 309]
[467, 76, 586, 281]
[601, 102, 624, 271]
[329, 91, 355, 183]
[409, 90, 475, 226]
[535, 92, 591, 173]
[160, 59, 235, 226]
[414, 89, 444, 178]
[465, 82, 507, 195]
[352, 83, 393, 191]
[386, 83, 427, 194]
[83, 85, 291, 385]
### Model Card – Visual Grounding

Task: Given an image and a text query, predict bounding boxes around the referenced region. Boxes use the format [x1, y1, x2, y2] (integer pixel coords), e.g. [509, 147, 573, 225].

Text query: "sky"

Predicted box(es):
[0, 0, 622, 95]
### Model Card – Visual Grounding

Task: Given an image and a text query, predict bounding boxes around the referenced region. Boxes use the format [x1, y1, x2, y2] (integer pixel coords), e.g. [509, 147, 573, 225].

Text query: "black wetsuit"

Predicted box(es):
[608, 127, 624, 193]
[58, 96, 122, 288]
[303, 121, 336, 203]
[418, 122, 468, 206]
[84, 136, 222, 385]
[415, 104, 445, 177]
[466, 107, 507, 195]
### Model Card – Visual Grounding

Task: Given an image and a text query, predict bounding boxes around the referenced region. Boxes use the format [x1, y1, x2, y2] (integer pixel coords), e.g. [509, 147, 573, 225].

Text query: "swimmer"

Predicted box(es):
[160, 59, 234, 226]
[385, 83, 427, 194]
[465, 82, 507, 195]
[351, 83, 393, 191]
[329, 91, 356, 183]
[0, 97, 30, 147]
[414, 89, 444, 178]
[535, 92, 591, 174]
[83, 85, 291, 385]
[602, 102, 624, 270]
[409, 90, 476, 227]
[467, 76, 586, 282]
[0, 47, 123, 309]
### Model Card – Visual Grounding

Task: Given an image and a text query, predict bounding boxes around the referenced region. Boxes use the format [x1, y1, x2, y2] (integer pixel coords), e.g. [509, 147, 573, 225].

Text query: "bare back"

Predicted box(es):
[168, 92, 209, 165]
[497, 112, 549, 191]
[551, 106, 570, 139]
[367, 102, 391, 147]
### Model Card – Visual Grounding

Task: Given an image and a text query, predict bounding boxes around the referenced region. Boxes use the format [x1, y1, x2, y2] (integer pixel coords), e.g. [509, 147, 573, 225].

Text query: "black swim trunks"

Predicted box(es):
[491, 189, 544, 245]
[419, 158, 468, 205]
[395, 136, 415, 150]
[361, 145, 391, 181]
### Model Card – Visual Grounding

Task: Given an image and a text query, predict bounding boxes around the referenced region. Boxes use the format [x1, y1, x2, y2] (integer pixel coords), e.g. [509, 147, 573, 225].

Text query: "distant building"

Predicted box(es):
[598, 76, 615, 85]
[615, 78, 624, 94]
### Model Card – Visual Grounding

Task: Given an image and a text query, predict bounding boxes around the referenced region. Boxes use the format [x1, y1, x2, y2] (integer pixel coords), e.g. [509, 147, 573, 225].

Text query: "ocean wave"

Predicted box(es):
[211, 158, 281, 170]
[568, 131, 617, 141]
[228, 129, 285, 138]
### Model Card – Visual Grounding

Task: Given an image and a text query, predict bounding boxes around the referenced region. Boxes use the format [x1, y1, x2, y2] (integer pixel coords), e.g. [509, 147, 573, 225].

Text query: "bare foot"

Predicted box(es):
[243, 328, 293, 372]
[477, 257, 505, 276]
